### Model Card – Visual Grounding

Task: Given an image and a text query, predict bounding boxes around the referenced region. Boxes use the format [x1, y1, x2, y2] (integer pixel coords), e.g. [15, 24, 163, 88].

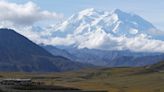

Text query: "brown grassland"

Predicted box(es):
[0, 67, 163, 92]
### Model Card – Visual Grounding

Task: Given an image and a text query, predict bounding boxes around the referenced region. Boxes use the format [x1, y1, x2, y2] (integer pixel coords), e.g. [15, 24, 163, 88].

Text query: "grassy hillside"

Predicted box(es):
[0, 66, 163, 92]
[147, 61, 164, 72]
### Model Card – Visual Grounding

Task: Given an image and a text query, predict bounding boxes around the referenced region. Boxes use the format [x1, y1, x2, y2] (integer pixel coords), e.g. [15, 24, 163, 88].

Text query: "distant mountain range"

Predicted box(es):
[40, 8, 164, 67]
[0, 8, 164, 71]
[42, 45, 164, 67]
[0, 28, 93, 72]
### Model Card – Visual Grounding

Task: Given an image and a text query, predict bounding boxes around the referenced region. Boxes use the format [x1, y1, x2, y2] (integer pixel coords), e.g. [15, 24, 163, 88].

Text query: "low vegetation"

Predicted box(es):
[0, 65, 163, 92]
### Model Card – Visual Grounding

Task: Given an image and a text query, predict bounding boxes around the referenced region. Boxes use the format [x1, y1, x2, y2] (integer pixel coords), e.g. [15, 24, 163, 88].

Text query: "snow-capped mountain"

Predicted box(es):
[1, 8, 164, 67]
[46, 8, 164, 52]
[54, 8, 156, 37]
[1, 8, 164, 52]
[40, 8, 164, 67]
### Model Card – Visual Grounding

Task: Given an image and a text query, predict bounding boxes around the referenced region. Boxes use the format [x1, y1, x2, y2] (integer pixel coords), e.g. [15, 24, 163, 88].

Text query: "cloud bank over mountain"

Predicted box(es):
[43, 8, 164, 53]
[0, 1, 164, 53]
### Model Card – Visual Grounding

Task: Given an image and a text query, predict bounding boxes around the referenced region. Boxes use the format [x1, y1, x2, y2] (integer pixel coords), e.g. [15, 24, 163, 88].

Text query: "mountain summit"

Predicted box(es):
[54, 8, 156, 36]
[45, 8, 164, 52]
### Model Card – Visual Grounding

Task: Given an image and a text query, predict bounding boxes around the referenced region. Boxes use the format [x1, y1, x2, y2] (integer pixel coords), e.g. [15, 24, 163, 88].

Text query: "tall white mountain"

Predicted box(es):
[1, 8, 164, 52]
[46, 8, 164, 52]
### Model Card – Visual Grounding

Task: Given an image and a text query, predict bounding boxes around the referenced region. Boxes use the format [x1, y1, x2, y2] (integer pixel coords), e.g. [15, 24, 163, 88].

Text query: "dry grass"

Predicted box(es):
[0, 67, 163, 92]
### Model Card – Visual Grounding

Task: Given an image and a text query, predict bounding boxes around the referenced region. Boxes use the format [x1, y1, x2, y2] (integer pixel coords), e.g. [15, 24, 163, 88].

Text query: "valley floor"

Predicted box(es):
[0, 67, 163, 92]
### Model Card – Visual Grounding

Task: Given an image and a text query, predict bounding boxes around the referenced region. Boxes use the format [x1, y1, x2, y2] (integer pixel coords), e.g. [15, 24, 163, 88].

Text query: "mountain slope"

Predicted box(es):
[40, 8, 164, 67]
[45, 8, 164, 52]
[43, 46, 164, 66]
[0, 28, 92, 72]
[55, 8, 156, 37]
[147, 61, 164, 72]
[42, 45, 74, 60]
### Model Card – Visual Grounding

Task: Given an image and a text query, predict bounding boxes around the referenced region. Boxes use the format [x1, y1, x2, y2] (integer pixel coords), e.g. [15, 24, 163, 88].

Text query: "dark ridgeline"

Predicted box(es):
[0, 28, 91, 72]
[147, 61, 164, 72]
[43, 45, 164, 67]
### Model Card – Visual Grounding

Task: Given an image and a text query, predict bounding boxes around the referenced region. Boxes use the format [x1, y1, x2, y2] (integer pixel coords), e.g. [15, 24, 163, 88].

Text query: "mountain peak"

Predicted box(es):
[0, 28, 13, 32]
[77, 8, 99, 19]
[0, 28, 90, 72]
[112, 9, 123, 14]
[80, 8, 95, 13]
[44, 8, 163, 52]
[111, 9, 131, 19]
[79, 8, 96, 15]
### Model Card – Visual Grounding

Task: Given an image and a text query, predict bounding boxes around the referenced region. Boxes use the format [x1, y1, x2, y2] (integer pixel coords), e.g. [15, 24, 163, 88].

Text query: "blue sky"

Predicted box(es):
[7, 0, 164, 30]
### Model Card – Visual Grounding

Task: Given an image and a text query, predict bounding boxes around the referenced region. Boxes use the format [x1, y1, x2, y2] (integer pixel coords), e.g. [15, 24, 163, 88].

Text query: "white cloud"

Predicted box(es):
[44, 29, 164, 53]
[0, 0, 63, 25]
[0, 0, 64, 45]
[0, 3, 164, 53]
